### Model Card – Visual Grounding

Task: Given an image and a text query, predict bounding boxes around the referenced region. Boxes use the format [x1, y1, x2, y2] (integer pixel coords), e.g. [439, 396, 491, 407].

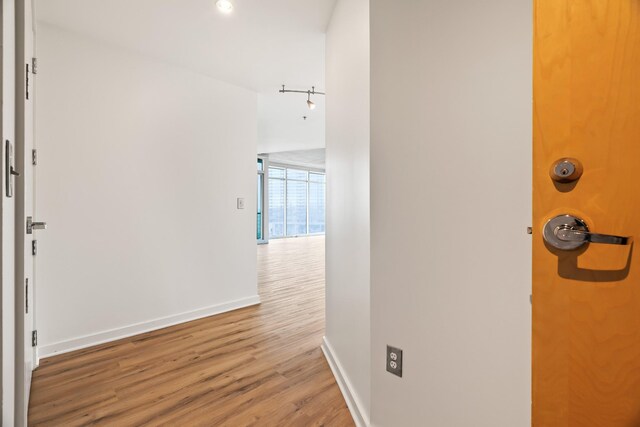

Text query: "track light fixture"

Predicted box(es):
[307, 92, 316, 110]
[279, 85, 325, 110]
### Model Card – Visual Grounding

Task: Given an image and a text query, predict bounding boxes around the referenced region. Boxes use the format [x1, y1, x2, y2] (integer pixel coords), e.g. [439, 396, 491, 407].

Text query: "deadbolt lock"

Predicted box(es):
[550, 158, 583, 183]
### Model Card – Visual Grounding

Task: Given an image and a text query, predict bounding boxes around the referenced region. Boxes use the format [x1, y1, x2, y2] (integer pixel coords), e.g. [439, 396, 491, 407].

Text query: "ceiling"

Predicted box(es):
[258, 92, 325, 154]
[266, 148, 325, 170]
[36, 0, 334, 152]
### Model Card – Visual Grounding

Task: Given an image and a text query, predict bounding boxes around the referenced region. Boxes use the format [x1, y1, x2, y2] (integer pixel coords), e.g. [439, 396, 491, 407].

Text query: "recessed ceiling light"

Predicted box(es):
[216, 0, 233, 14]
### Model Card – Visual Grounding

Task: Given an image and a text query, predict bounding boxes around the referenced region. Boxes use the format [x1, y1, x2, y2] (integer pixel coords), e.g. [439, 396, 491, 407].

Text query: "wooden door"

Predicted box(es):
[533, 1, 640, 425]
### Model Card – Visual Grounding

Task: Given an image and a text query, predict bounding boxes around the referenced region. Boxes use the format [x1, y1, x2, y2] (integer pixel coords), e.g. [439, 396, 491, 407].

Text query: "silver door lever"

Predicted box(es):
[26, 216, 47, 234]
[556, 228, 629, 246]
[543, 215, 631, 251]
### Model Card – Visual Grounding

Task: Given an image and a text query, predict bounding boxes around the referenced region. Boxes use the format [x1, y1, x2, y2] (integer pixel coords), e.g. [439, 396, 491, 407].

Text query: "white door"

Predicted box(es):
[15, 0, 37, 424]
[2, 0, 18, 424]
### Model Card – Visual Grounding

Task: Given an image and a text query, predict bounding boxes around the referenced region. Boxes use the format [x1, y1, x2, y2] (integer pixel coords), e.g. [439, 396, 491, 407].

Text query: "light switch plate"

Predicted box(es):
[237, 197, 245, 209]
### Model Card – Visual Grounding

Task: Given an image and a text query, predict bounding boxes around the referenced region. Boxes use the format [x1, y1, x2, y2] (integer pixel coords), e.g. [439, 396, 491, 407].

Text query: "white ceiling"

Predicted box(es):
[258, 92, 325, 154]
[35, 0, 334, 152]
[266, 148, 325, 170]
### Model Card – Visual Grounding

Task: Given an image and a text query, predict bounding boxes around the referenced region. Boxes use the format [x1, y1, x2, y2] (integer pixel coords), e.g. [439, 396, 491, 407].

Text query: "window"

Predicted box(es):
[269, 167, 285, 179]
[286, 179, 307, 235]
[308, 173, 326, 233]
[268, 166, 325, 238]
[286, 168, 308, 180]
[268, 175, 285, 238]
[285, 169, 307, 236]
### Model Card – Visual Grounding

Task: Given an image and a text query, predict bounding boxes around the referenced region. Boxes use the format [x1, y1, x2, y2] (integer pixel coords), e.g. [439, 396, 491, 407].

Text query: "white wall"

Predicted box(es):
[369, 1, 531, 426]
[324, 0, 370, 424]
[35, 24, 259, 356]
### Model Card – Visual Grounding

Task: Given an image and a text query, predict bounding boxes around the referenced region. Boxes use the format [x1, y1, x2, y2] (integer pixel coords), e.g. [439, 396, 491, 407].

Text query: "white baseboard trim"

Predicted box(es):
[39, 295, 261, 359]
[321, 336, 370, 427]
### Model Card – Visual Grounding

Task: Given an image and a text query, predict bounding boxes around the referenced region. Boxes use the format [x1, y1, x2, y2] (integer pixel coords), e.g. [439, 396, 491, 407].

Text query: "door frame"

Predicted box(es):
[1, 0, 17, 424]
[14, 0, 35, 424]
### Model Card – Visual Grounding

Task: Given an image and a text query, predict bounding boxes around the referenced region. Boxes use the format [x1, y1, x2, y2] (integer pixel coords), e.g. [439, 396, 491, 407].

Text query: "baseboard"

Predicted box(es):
[321, 336, 370, 427]
[39, 295, 261, 358]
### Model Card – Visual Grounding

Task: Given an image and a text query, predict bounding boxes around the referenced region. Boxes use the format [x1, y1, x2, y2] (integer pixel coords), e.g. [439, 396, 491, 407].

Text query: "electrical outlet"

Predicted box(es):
[237, 197, 245, 209]
[386, 345, 403, 377]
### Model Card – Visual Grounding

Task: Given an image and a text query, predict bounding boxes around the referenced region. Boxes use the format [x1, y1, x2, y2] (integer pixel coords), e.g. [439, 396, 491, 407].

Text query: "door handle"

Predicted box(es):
[5, 140, 15, 197]
[556, 228, 629, 245]
[26, 216, 47, 234]
[543, 214, 632, 251]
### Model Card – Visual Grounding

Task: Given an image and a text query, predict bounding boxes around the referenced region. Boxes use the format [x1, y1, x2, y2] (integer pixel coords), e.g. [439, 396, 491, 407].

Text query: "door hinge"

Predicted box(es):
[32, 149, 37, 166]
[32, 240, 37, 256]
[32, 330, 37, 347]
[25, 63, 29, 100]
[32, 57, 38, 75]
[25, 278, 29, 314]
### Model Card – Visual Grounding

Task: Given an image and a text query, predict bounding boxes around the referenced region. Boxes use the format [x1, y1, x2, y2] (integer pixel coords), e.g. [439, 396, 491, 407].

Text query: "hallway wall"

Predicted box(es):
[35, 24, 259, 356]
[324, 0, 371, 423]
[369, 0, 532, 425]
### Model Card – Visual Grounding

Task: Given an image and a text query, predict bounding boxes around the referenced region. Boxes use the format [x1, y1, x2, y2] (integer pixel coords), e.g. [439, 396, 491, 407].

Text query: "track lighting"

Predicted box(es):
[280, 85, 325, 111]
[307, 93, 316, 110]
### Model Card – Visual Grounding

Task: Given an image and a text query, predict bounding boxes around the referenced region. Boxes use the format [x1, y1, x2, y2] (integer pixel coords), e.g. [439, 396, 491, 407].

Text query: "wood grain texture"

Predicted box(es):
[533, 1, 640, 425]
[29, 236, 354, 426]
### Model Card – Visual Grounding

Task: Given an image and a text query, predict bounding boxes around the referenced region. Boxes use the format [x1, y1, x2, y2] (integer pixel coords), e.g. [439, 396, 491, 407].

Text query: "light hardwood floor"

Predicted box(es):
[29, 235, 354, 426]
